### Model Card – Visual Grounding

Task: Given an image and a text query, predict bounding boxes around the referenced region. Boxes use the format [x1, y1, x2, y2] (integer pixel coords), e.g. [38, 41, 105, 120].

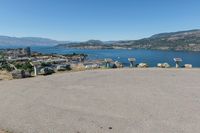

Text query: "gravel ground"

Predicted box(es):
[0, 68, 200, 133]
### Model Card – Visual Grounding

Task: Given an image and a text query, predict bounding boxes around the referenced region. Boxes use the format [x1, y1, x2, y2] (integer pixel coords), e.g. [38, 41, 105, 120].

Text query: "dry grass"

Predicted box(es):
[0, 129, 12, 133]
[0, 71, 12, 80]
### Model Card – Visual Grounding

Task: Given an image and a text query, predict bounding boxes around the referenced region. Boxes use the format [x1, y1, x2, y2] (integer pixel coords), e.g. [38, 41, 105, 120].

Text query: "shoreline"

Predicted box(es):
[56, 46, 200, 52]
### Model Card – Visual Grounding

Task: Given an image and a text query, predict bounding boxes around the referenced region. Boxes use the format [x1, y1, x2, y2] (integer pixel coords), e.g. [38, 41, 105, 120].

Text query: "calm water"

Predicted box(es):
[1, 46, 200, 67]
[31, 46, 200, 67]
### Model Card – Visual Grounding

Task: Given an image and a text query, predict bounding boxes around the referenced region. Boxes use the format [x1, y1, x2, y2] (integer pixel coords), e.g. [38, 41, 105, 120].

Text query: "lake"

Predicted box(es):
[30, 46, 200, 67]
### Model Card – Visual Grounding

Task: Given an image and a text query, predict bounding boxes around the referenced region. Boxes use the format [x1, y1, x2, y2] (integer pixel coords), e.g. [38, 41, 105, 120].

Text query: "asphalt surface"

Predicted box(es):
[0, 69, 200, 133]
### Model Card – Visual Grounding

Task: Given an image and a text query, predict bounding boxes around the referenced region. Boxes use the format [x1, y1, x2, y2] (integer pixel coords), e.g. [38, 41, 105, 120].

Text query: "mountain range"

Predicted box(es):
[56, 29, 200, 51]
[1, 29, 200, 51]
[0, 36, 67, 47]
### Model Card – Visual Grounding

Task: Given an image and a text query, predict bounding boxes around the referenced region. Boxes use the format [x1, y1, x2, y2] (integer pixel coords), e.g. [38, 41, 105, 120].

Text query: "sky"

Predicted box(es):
[0, 0, 200, 41]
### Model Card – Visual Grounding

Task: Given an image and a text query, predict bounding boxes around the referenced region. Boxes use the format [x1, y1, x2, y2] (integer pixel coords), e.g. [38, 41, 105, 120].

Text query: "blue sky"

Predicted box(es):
[0, 0, 200, 41]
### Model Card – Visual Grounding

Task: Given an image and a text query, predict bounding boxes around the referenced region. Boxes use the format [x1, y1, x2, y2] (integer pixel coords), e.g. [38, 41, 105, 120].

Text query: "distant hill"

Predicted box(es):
[2, 29, 200, 51]
[0, 36, 67, 47]
[56, 29, 200, 51]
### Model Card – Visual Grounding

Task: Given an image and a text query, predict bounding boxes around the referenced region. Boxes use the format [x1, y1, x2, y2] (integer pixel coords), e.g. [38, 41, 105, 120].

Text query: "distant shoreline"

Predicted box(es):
[54, 46, 200, 52]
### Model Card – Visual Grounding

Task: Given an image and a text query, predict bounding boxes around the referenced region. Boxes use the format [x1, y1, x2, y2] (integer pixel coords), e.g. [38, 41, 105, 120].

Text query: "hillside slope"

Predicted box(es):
[56, 29, 200, 51]
[0, 36, 64, 46]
